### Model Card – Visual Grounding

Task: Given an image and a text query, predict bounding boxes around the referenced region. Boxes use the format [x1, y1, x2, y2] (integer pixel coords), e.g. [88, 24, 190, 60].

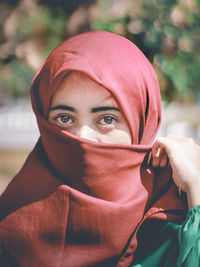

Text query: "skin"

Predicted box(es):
[48, 71, 132, 145]
[152, 136, 200, 210]
[48, 71, 200, 210]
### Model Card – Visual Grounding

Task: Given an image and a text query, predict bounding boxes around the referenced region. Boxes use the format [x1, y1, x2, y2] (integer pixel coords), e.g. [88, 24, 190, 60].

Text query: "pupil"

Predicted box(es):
[61, 115, 69, 123]
[105, 116, 113, 124]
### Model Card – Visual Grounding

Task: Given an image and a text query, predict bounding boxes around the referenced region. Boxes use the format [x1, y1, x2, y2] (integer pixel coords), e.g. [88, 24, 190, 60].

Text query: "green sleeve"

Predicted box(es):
[177, 205, 200, 266]
[131, 205, 200, 267]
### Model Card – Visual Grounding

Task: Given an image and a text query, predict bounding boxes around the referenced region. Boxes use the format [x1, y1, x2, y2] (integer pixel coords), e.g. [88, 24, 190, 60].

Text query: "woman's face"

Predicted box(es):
[48, 71, 131, 145]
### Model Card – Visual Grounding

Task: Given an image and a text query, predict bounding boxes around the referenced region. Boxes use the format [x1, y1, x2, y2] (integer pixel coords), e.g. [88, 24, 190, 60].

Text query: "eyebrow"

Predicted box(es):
[91, 106, 120, 113]
[49, 105, 121, 113]
[50, 105, 75, 112]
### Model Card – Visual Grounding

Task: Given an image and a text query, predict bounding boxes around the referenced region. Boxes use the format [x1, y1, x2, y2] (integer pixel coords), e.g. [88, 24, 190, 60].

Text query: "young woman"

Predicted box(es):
[0, 31, 199, 266]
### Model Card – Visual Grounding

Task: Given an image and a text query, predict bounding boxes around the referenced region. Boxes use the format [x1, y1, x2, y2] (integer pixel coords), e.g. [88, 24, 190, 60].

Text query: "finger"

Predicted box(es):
[151, 146, 166, 167]
[152, 137, 168, 154]
[152, 137, 173, 157]
[151, 144, 160, 167]
[159, 153, 169, 168]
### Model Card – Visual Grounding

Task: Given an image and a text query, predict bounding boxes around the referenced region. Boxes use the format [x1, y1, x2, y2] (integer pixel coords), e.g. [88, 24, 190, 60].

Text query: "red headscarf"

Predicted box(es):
[0, 31, 186, 266]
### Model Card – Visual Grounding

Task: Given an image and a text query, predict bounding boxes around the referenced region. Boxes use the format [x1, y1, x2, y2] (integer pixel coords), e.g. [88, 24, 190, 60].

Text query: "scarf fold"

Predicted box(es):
[0, 31, 186, 267]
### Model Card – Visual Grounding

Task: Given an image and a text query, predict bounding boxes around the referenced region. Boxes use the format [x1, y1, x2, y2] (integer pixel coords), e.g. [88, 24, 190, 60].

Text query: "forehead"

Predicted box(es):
[51, 71, 119, 107]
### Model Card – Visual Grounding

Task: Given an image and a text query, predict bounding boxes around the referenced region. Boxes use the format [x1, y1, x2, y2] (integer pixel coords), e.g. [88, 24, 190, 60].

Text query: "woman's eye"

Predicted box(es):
[56, 115, 73, 125]
[99, 116, 116, 125]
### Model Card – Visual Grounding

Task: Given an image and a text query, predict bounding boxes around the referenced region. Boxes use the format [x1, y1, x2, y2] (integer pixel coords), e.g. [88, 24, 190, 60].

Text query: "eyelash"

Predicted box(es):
[97, 115, 118, 126]
[55, 114, 73, 125]
[53, 113, 119, 128]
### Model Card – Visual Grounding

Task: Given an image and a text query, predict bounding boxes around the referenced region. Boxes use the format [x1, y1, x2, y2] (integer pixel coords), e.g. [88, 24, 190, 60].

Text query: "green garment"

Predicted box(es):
[131, 205, 200, 267]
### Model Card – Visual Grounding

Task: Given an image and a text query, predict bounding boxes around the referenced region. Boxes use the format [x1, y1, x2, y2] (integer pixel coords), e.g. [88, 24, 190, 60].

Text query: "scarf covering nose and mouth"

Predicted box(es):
[0, 31, 186, 267]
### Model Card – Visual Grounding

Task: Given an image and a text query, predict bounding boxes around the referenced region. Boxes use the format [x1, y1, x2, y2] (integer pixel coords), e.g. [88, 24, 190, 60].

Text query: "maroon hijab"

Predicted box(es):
[0, 31, 186, 266]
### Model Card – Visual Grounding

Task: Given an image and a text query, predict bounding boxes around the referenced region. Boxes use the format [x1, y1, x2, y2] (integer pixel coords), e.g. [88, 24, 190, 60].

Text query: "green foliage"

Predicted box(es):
[0, 3, 67, 99]
[93, 0, 200, 103]
[14, 6, 67, 58]
[1, 0, 200, 103]
[0, 59, 35, 97]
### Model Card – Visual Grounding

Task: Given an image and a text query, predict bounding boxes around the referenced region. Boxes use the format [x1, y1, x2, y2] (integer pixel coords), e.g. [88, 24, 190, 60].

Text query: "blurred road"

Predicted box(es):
[0, 99, 39, 149]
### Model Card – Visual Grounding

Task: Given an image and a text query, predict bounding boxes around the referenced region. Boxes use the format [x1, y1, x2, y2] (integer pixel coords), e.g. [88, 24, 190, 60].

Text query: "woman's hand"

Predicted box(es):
[151, 135, 200, 209]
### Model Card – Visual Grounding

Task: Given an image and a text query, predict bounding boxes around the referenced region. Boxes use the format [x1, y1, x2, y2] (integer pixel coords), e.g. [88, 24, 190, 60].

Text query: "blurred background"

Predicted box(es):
[0, 0, 200, 193]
